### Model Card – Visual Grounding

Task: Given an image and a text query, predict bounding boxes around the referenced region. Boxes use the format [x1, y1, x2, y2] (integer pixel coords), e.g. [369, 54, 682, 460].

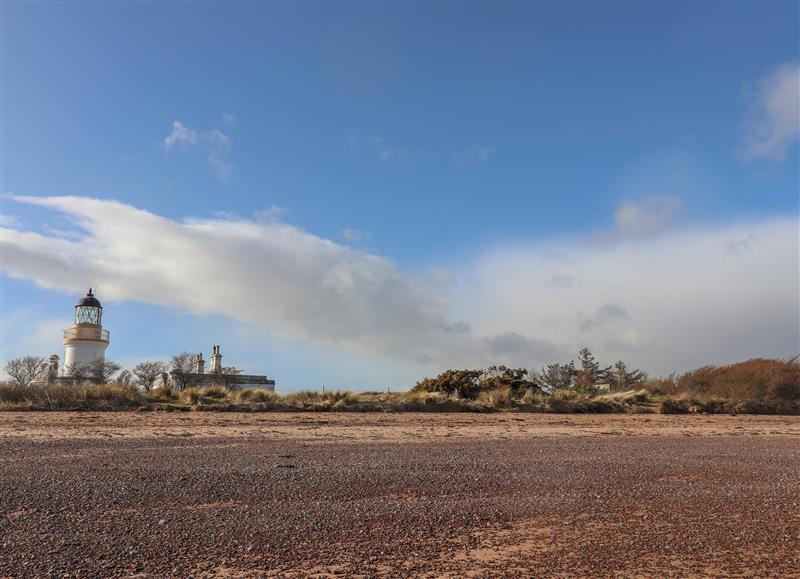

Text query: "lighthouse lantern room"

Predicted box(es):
[62, 288, 110, 376]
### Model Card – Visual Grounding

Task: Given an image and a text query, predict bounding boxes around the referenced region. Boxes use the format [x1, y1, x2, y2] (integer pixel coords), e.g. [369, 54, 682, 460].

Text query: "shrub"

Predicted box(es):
[551, 388, 579, 401]
[479, 366, 540, 395]
[660, 395, 728, 414]
[677, 358, 799, 401]
[412, 369, 484, 399]
[640, 376, 679, 396]
[660, 396, 692, 414]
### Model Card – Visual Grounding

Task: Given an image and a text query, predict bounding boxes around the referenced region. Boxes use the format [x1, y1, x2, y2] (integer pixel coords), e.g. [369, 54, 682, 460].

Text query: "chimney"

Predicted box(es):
[210, 345, 223, 373]
[47, 355, 59, 383]
[194, 353, 205, 374]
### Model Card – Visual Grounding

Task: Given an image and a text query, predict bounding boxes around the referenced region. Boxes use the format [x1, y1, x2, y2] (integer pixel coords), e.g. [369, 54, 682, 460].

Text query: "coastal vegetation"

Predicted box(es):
[1, 351, 797, 414]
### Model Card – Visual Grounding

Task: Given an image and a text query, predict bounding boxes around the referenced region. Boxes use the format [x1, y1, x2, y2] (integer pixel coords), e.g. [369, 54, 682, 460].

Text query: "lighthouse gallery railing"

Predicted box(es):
[63, 327, 110, 342]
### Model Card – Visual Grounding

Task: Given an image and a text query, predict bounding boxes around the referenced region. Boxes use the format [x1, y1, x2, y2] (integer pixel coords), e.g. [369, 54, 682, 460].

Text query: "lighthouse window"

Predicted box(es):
[75, 306, 101, 325]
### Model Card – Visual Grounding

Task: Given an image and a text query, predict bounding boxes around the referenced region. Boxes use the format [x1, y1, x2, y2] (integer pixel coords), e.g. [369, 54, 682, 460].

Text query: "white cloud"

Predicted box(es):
[255, 205, 288, 223]
[163, 120, 233, 178]
[221, 112, 236, 125]
[341, 228, 372, 243]
[613, 196, 680, 237]
[1, 196, 797, 377]
[163, 120, 199, 149]
[370, 137, 400, 162]
[346, 131, 402, 162]
[0, 196, 517, 369]
[592, 196, 680, 246]
[454, 145, 495, 166]
[0, 213, 21, 228]
[740, 62, 800, 162]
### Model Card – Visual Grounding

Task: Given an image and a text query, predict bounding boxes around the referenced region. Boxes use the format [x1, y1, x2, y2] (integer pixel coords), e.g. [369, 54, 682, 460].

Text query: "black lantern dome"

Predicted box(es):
[74, 288, 103, 325]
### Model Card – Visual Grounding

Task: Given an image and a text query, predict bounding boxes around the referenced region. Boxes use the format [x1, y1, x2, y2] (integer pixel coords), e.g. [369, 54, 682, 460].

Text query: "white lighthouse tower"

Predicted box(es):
[62, 288, 110, 376]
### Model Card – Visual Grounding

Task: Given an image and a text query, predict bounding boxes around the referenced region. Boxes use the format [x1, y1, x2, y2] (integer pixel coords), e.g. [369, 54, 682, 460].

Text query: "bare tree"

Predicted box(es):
[64, 361, 89, 382]
[169, 352, 195, 391]
[132, 361, 166, 392]
[116, 369, 134, 387]
[4, 355, 45, 386]
[86, 358, 122, 384]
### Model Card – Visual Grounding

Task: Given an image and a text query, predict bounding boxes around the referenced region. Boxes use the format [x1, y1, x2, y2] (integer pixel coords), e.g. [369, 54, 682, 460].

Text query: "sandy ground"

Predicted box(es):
[1, 411, 799, 442]
[1, 412, 799, 578]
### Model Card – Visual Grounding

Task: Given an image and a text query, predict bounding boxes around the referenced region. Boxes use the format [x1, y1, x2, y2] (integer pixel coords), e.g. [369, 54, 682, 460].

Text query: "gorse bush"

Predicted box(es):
[640, 376, 682, 396]
[412, 366, 540, 400]
[412, 369, 484, 398]
[676, 358, 799, 401]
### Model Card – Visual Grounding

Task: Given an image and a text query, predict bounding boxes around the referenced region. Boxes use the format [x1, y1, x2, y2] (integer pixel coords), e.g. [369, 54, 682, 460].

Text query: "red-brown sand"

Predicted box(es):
[1, 412, 798, 577]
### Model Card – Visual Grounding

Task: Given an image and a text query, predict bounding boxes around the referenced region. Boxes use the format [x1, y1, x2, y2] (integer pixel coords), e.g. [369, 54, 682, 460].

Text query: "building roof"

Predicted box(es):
[76, 288, 102, 308]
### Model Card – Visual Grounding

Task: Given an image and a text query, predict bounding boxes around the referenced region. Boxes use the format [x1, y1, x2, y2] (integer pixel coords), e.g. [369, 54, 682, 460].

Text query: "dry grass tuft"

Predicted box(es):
[477, 386, 515, 409]
[152, 383, 178, 400]
[236, 388, 279, 404]
[0, 382, 144, 410]
[179, 386, 235, 406]
[282, 389, 357, 410]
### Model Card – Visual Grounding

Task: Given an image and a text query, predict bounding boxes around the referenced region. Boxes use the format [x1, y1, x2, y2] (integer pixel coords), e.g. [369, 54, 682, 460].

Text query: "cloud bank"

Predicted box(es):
[462, 217, 798, 373]
[2, 196, 797, 376]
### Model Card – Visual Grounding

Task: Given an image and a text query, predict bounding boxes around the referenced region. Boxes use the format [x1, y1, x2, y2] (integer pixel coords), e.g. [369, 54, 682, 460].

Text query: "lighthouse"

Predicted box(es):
[62, 288, 110, 376]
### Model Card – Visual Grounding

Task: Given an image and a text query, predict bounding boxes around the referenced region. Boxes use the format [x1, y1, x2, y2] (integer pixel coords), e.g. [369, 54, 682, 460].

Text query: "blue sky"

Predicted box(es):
[2, 2, 798, 389]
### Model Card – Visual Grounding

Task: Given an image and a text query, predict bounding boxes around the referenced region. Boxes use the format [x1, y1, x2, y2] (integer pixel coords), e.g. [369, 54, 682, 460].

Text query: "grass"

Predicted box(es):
[1, 358, 797, 413]
[0, 383, 663, 413]
[0, 382, 145, 411]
